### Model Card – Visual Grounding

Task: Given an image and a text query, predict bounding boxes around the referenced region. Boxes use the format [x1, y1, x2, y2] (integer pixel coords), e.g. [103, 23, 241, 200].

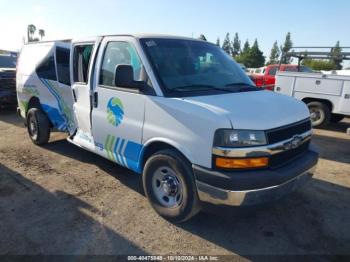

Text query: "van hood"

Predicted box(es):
[182, 91, 310, 130]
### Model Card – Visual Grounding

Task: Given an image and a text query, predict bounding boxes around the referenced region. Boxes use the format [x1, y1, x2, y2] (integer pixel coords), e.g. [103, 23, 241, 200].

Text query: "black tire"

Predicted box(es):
[307, 101, 331, 128]
[330, 114, 345, 123]
[143, 149, 201, 223]
[26, 108, 50, 145]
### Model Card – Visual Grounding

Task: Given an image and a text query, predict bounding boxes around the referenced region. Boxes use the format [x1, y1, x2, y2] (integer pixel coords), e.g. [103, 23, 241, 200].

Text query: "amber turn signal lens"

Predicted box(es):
[215, 157, 269, 169]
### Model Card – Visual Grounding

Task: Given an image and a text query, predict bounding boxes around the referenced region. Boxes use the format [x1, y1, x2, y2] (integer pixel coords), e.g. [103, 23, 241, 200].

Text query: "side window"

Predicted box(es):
[268, 66, 278, 76]
[36, 54, 57, 81]
[284, 67, 297, 72]
[99, 42, 143, 87]
[56, 47, 71, 86]
[73, 45, 93, 83]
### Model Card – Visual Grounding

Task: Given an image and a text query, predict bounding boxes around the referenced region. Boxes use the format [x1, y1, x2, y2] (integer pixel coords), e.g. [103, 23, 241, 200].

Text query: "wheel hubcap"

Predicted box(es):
[152, 167, 183, 208]
[28, 116, 38, 138]
[309, 107, 324, 125]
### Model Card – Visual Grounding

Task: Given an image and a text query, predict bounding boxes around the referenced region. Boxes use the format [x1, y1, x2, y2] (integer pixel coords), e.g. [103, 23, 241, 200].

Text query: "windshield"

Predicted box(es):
[0, 55, 17, 68]
[140, 38, 254, 94]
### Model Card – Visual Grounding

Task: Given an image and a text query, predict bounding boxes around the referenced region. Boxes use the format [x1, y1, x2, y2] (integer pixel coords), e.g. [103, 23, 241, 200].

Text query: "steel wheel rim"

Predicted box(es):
[152, 166, 183, 208]
[28, 115, 38, 139]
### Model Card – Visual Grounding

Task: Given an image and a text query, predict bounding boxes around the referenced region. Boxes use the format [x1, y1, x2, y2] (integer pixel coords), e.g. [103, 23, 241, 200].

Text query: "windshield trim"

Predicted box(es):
[139, 38, 255, 98]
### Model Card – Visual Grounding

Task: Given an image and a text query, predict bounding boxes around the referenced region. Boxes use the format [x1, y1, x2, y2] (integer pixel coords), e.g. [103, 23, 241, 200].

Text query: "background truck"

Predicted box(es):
[0, 52, 17, 108]
[249, 64, 312, 90]
[275, 47, 350, 127]
[16, 35, 318, 222]
[275, 72, 350, 127]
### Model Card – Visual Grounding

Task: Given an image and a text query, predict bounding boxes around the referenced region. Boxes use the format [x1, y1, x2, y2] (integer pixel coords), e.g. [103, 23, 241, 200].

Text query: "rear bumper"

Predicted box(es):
[0, 93, 17, 105]
[194, 146, 318, 206]
[0, 86, 17, 106]
[0, 78, 16, 106]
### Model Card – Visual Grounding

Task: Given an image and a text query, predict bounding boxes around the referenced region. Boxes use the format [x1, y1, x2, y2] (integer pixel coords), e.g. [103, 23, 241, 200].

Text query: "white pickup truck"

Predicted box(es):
[16, 35, 318, 222]
[275, 71, 350, 127]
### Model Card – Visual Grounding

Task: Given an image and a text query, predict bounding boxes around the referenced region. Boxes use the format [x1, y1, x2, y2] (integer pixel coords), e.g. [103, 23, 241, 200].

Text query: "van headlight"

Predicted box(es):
[214, 129, 267, 147]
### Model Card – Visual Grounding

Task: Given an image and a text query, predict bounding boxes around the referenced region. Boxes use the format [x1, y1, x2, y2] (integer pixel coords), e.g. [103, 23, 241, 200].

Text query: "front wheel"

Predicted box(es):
[307, 101, 331, 128]
[26, 108, 51, 145]
[143, 149, 201, 223]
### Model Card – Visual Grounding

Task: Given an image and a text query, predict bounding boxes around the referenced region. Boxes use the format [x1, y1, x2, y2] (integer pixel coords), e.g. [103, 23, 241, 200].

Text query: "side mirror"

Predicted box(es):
[114, 64, 143, 89]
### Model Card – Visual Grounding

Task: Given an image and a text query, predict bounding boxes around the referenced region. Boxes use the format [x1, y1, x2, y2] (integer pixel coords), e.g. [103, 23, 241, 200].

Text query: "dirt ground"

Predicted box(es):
[0, 109, 349, 258]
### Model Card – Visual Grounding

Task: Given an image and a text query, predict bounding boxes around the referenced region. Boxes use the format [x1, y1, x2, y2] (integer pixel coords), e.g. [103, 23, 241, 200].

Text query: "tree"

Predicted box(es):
[232, 33, 241, 57]
[27, 24, 36, 42]
[302, 59, 336, 71]
[39, 29, 45, 40]
[235, 39, 265, 68]
[216, 38, 220, 47]
[242, 40, 250, 53]
[331, 41, 343, 70]
[248, 39, 265, 67]
[222, 33, 232, 55]
[281, 32, 293, 64]
[235, 40, 250, 66]
[267, 41, 280, 65]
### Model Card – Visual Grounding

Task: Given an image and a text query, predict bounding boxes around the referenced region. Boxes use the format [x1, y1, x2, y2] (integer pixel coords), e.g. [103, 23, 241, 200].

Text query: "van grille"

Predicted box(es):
[269, 141, 310, 169]
[266, 119, 311, 144]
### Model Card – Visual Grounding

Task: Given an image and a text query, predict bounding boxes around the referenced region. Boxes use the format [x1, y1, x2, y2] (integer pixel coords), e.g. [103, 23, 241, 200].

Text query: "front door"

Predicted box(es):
[91, 37, 146, 173]
[71, 43, 95, 149]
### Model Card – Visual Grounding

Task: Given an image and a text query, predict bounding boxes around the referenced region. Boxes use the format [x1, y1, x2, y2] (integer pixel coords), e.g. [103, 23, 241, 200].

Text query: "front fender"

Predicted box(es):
[141, 137, 194, 166]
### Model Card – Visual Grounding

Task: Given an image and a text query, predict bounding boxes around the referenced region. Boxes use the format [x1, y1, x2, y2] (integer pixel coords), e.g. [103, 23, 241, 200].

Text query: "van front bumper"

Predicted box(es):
[193, 147, 318, 206]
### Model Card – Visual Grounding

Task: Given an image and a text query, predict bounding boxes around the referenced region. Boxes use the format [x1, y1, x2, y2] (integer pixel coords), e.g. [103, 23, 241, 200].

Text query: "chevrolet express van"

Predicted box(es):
[16, 35, 318, 222]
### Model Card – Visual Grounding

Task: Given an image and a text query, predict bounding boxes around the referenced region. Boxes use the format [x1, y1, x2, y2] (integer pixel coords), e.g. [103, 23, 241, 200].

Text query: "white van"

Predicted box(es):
[17, 35, 318, 222]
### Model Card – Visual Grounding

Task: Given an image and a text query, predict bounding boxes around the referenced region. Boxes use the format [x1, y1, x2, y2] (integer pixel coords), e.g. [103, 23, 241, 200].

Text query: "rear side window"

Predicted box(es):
[56, 47, 71, 86]
[73, 45, 93, 83]
[36, 54, 57, 81]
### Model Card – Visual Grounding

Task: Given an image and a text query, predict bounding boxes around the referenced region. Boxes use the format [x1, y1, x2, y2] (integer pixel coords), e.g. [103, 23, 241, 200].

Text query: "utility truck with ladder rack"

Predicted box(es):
[275, 47, 350, 128]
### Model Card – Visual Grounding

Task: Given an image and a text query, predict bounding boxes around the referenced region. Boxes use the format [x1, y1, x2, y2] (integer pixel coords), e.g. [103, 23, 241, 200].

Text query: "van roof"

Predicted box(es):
[72, 34, 205, 44]
[24, 39, 71, 45]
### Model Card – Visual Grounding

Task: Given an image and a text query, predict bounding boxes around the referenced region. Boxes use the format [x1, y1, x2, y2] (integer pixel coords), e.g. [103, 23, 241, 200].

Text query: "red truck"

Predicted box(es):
[249, 64, 313, 90]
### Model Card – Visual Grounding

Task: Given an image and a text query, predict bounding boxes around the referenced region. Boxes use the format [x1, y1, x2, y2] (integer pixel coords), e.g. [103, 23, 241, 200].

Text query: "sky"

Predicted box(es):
[1, 0, 350, 66]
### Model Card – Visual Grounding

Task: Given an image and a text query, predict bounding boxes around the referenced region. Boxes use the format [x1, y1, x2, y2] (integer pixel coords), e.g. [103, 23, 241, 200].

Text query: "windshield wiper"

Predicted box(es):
[225, 82, 256, 88]
[224, 82, 260, 92]
[169, 84, 215, 92]
[170, 84, 235, 93]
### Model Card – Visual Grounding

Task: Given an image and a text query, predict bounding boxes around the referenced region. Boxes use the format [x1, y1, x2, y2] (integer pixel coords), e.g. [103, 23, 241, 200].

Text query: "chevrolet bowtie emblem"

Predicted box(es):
[284, 135, 303, 150]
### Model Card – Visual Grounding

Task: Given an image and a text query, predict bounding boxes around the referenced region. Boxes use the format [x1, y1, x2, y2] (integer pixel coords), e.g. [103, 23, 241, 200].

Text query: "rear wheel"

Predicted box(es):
[26, 108, 50, 145]
[307, 101, 331, 128]
[143, 149, 200, 223]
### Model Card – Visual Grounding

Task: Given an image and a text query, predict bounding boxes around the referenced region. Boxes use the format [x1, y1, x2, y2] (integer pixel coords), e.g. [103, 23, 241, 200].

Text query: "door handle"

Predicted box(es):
[93, 92, 98, 107]
[72, 89, 77, 102]
[345, 94, 350, 99]
[315, 80, 321, 85]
